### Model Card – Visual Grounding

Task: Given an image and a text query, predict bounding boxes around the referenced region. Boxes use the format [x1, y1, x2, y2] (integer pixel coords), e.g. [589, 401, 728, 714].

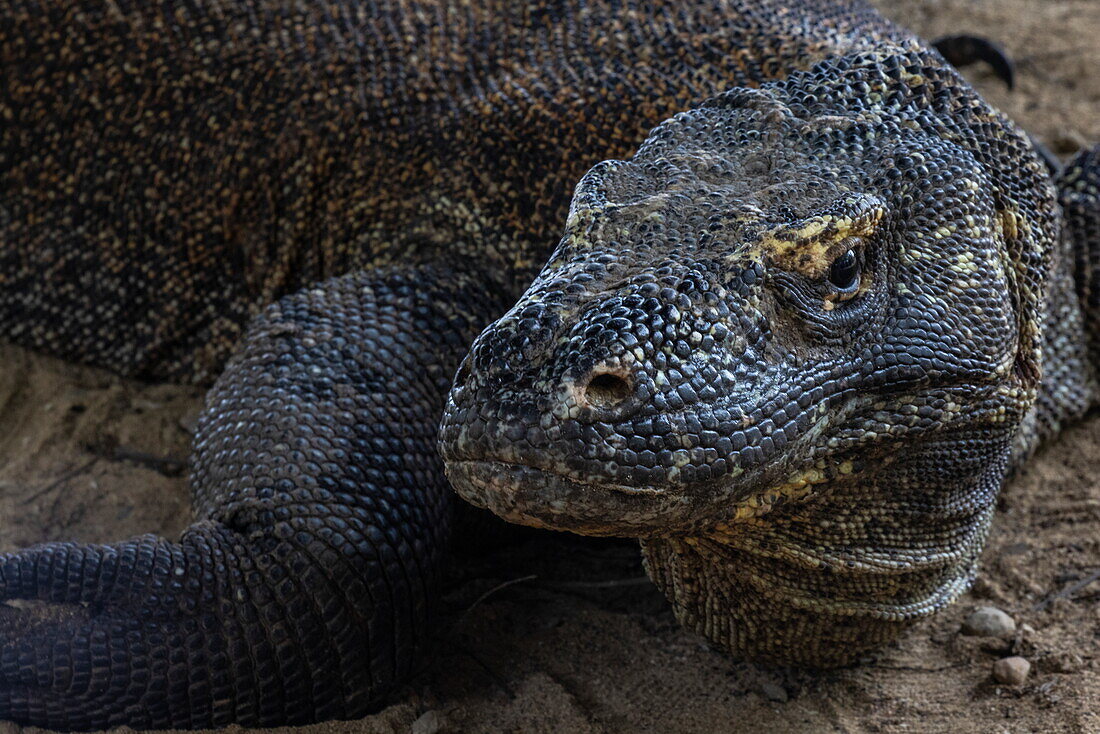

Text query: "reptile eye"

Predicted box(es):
[828, 248, 860, 292]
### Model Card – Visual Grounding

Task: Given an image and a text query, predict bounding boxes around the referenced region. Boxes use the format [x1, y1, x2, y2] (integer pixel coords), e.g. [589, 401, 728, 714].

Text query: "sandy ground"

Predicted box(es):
[1, 1, 1098, 732]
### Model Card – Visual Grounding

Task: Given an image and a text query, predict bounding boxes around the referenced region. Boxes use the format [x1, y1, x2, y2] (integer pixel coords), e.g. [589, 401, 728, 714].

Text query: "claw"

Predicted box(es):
[932, 34, 1015, 90]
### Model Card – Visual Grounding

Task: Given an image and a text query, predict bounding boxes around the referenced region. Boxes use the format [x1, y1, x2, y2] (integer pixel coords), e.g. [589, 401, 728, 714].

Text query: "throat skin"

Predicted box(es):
[641, 423, 1014, 665]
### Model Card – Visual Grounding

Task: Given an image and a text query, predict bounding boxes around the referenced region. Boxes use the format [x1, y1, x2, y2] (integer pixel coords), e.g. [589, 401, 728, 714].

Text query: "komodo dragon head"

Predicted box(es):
[440, 49, 1056, 665]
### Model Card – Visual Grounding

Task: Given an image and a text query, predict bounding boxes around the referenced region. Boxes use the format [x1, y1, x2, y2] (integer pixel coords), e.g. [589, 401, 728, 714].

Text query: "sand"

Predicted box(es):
[1, 0, 1098, 732]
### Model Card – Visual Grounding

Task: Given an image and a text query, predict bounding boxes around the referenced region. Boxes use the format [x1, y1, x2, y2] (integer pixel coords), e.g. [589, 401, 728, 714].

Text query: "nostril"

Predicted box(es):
[581, 371, 633, 409]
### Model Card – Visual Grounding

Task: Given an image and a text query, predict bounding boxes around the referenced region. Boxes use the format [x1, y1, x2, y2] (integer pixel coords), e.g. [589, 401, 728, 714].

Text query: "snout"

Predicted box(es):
[438, 261, 830, 537]
[441, 339, 699, 537]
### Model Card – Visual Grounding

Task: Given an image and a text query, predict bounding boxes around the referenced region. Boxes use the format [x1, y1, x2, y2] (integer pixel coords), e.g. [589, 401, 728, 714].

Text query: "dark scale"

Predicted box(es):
[2, 0, 1099, 729]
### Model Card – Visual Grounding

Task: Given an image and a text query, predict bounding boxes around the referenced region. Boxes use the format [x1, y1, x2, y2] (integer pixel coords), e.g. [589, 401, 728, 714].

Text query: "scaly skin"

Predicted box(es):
[0, 0, 1098, 729]
[440, 48, 1100, 663]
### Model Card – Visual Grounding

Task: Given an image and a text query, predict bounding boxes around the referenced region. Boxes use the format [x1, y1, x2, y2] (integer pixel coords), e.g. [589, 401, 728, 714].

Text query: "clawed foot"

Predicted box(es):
[0, 525, 384, 730]
[0, 536, 213, 729]
[0, 596, 194, 729]
[932, 34, 1015, 89]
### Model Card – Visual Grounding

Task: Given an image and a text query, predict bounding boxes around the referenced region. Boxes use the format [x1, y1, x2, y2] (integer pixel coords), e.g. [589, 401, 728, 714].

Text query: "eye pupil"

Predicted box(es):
[828, 249, 860, 291]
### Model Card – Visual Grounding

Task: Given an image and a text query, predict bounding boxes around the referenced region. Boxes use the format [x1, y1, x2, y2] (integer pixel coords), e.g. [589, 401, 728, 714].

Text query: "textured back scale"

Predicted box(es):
[1, 0, 908, 382]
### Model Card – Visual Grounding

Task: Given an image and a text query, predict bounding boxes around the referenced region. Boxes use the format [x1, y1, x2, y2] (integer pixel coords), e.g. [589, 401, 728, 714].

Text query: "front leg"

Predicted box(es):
[0, 262, 509, 729]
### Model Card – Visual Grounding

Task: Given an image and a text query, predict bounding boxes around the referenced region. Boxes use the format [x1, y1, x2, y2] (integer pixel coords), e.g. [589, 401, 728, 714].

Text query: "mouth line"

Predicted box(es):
[456, 459, 669, 496]
[445, 457, 709, 537]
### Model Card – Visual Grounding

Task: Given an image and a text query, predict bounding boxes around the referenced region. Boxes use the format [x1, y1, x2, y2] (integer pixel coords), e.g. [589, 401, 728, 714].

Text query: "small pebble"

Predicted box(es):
[961, 606, 1016, 638]
[992, 656, 1031, 686]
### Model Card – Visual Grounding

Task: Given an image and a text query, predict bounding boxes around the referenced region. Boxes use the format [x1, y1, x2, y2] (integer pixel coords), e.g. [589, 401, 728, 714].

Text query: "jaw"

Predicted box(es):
[443, 387, 851, 539]
[443, 427, 836, 539]
[445, 459, 704, 538]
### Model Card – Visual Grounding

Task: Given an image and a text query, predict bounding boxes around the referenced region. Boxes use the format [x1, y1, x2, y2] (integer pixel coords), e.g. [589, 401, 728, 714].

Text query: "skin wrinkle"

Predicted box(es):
[0, 0, 1098, 729]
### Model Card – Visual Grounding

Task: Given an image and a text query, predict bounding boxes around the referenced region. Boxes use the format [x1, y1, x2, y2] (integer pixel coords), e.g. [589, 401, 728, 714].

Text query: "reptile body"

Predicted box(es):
[1, 0, 1098, 729]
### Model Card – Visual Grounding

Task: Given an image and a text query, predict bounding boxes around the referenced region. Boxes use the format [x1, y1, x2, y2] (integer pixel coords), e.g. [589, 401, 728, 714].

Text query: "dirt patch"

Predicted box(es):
[2, 1, 1098, 732]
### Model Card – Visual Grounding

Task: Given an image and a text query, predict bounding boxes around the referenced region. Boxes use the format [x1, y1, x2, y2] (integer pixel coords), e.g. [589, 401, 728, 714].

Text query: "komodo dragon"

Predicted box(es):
[1, 0, 1098, 729]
